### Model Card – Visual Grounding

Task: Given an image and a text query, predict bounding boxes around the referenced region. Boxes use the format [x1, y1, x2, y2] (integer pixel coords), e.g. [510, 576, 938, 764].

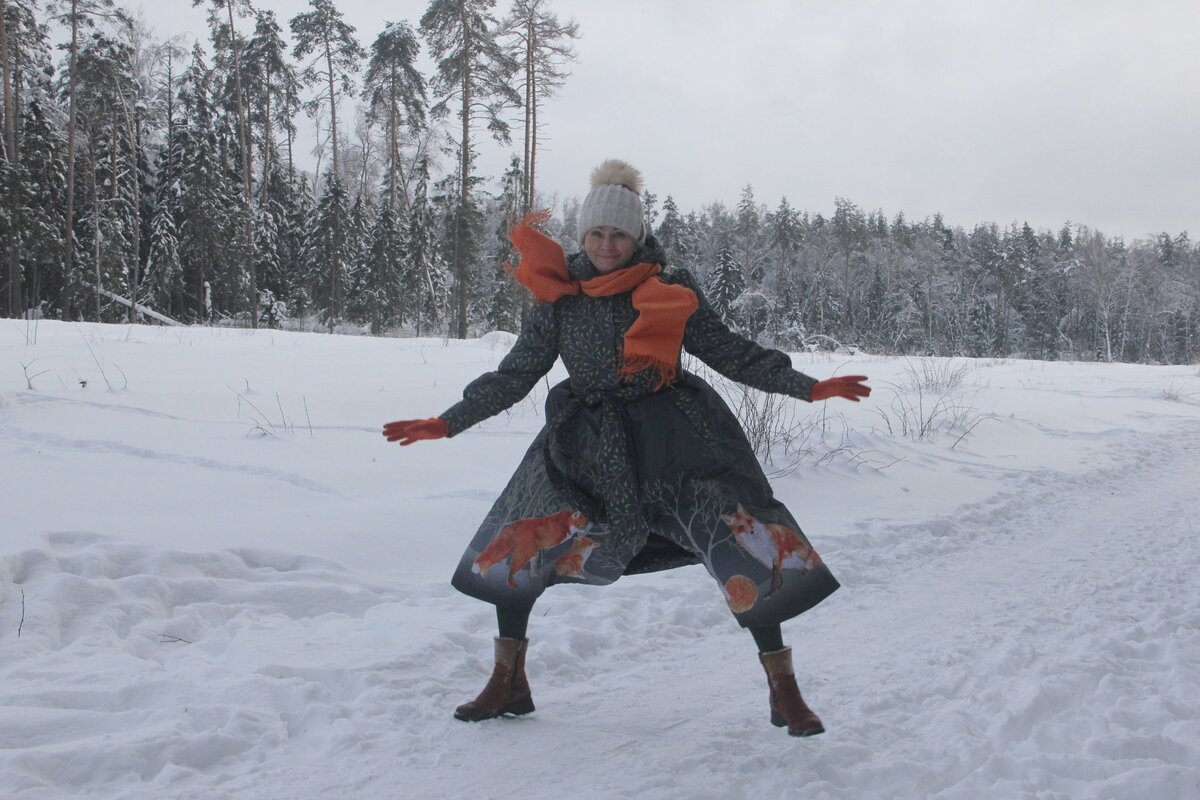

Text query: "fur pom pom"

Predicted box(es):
[590, 159, 642, 194]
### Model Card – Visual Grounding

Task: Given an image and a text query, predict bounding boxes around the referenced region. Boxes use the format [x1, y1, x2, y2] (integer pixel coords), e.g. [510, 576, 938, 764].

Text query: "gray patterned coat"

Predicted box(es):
[442, 237, 839, 627]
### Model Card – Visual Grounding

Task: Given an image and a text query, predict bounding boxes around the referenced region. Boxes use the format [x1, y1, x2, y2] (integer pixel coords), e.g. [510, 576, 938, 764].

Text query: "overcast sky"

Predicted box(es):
[134, 0, 1199, 242]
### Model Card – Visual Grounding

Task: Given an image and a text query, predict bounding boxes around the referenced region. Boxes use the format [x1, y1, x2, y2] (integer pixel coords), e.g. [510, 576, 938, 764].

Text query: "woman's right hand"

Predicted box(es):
[382, 417, 449, 446]
[810, 376, 871, 403]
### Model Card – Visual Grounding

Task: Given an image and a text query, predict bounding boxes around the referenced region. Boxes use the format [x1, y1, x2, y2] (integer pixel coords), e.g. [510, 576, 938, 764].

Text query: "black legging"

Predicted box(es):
[496, 605, 785, 653]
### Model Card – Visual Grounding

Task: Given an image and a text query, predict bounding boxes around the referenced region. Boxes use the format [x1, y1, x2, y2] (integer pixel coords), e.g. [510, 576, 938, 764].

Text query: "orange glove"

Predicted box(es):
[810, 375, 871, 402]
[382, 417, 449, 446]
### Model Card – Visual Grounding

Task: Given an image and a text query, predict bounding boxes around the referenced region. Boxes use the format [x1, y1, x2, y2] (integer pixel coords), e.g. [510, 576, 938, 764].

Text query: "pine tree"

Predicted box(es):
[290, 0, 363, 327]
[404, 155, 445, 334]
[501, 0, 578, 210]
[303, 171, 353, 331]
[346, 189, 373, 313]
[707, 244, 744, 322]
[147, 58, 186, 317]
[48, 0, 122, 318]
[0, 0, 41, 314]
[73, 30, 140, 321]
[767, 197, 803, 342]
[290, 0, 365, 185]
[1, 1, 58, 315]
[243, 9, 301, 190]
[363, 20, 426, 214]
[356, 192, 403, 334]
[13, 98, 66, 316]
[734, 184, 768, 287]
[831, 196, 866, 335]
[655, 195, 688, 267]
[252, 197, 283, 325]
[481, 154, 524, 333]
[421, 0, 520, 338]
[283, 172, 313, 316]
[175, 44, 240, 322]
[194, 0, 258, 325]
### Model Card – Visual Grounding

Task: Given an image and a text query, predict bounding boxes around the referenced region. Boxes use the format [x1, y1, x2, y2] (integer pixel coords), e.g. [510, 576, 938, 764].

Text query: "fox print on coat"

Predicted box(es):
[553, 535, 599, 579]
[473, 509, 590, 588]
[721, 504, 823, 595]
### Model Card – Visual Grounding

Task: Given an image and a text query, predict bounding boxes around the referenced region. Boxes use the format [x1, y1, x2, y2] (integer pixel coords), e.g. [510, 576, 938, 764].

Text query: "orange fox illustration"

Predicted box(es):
[473, 509, 589, 588]
[720, 503, 822, 595]
[553, 536, 599, 579]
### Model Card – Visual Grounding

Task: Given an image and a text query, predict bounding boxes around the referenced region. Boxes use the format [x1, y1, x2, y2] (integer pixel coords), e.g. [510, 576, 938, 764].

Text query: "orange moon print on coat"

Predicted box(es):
[472, 509, 589, 588]
[723, 574, 759, 613]
[721, 503, 822, 595]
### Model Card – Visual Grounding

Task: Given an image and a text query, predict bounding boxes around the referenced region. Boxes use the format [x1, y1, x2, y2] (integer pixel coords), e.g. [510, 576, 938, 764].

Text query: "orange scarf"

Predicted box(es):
[510, 212, 698, 387]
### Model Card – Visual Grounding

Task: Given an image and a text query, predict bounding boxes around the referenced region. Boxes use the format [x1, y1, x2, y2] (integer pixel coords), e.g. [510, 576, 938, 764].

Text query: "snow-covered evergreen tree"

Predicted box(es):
[707, 243, 744, 323]
[420, 0, 520, 338]
[303, 171, 353, 331]
[354, 193, 403, 334]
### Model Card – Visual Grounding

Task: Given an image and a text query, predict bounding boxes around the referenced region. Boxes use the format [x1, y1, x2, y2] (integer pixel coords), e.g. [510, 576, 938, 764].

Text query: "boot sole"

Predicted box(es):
[454, 696, 535, 722]
[772, 709, 824, 737]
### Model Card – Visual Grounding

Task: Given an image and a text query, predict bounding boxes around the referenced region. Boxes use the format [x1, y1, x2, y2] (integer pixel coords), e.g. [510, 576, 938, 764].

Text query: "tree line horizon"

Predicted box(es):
[1, 0, 1196, 365]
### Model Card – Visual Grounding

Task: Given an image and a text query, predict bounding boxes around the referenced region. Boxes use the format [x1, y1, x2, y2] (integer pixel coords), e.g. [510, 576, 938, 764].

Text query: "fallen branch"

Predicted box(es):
[78, 280, 183, 326]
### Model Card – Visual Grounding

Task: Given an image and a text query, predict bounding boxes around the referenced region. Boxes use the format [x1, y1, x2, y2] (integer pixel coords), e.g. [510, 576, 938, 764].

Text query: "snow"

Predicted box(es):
[2, 319, 1199, 799]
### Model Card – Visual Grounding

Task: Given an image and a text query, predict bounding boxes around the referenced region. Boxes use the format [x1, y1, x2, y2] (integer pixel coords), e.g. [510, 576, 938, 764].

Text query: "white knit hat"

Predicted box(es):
[578, 159, 646, 245]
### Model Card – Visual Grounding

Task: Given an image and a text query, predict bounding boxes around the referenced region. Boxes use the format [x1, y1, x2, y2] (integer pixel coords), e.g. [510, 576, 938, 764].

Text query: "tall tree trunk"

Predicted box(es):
[388, 63, 398, 213]
[456, 64, 470, 339]
[522, 26, 531, 210]
[1, 0, 21, 316]
[324, 35, 339, 333]
[226, 3, 256, 328]
[529, 74, 537, 211]
[0, 0, 12, 159]
[92, 164, 101, 320]
[124, 99, 140, 323]
[259, 62, 271, 203]
[66, 0, 81, 316]
[324, 38, 338, 179]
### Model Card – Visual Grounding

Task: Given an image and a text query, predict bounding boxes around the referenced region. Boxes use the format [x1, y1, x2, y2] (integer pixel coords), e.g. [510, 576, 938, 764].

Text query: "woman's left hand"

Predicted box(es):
[811, 375, 871, 402]
[382, 417, 449, 445]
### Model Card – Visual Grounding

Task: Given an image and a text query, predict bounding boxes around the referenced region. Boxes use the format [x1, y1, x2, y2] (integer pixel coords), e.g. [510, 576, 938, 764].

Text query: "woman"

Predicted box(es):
[383, 160, 870, 736]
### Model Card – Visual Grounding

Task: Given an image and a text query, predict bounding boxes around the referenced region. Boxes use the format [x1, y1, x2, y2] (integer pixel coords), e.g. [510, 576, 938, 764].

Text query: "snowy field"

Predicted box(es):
[2, 319, 1199, 800]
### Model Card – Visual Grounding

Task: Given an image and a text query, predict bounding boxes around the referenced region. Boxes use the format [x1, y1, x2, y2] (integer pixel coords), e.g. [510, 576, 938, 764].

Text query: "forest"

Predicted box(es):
[1, 0, 1197, 364]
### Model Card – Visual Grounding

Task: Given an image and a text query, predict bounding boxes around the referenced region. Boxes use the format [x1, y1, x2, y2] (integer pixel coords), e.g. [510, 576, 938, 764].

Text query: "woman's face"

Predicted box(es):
[584, 227, 637, 274]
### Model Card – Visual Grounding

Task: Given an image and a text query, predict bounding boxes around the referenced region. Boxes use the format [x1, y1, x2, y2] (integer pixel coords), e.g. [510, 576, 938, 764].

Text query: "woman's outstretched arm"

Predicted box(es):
[384, 301, 561, 443]
[673, 269, 869, 403]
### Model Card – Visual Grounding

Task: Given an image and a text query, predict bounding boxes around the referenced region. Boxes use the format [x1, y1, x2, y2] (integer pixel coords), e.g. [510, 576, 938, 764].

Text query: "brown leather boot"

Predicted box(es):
[759, 647, 825, 737]
[453, 637, 535, 722]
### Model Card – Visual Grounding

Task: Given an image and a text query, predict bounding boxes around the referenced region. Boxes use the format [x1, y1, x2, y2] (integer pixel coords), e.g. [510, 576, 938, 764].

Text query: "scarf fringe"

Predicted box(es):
[510, 208, 553, 239]
[618, 355, 679, 390]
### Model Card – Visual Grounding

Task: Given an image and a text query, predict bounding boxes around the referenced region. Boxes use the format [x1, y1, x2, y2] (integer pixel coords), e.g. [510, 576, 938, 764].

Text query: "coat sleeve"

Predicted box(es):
[671, 269, 818, 402]
[438, 301, 561, 436]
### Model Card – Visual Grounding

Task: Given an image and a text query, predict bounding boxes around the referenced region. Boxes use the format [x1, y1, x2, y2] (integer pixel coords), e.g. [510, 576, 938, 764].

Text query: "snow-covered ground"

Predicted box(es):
[2, 319, 1199, 799]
